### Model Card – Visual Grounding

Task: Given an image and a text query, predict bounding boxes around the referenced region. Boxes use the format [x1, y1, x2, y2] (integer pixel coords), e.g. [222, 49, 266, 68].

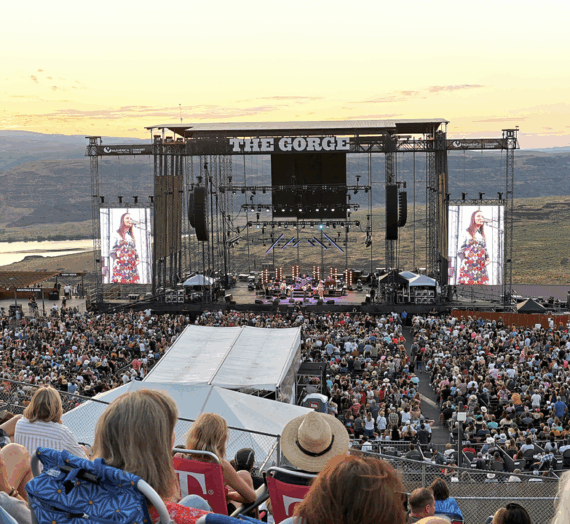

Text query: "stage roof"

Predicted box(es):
[143, 325, 301, 391]
[0, 271, 60, 289]
[146, 119, 448, 138]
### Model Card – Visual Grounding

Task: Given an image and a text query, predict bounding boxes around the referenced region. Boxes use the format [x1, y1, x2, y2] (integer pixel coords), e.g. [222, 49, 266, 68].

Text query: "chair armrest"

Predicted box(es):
[230, 484, 269, 517]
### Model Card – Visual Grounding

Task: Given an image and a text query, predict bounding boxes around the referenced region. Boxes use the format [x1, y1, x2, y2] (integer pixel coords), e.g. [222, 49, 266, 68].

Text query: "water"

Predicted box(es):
[0, 239, 93, 266]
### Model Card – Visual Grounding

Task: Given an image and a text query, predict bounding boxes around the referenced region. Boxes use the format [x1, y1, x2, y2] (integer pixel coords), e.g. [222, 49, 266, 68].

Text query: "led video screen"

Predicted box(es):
[271, 153, 347, 219]
[448, 205, 504, 286]
[100, 207, 153, 284]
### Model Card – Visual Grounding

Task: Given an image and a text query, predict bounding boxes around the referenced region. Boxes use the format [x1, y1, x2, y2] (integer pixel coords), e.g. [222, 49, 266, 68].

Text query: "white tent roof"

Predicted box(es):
[182, 274, 214, 286]
[62, 382, 311, 465]
[408, 274, 437, 287]
[400, 271, 418, 279]
[143, 325, 301, 391]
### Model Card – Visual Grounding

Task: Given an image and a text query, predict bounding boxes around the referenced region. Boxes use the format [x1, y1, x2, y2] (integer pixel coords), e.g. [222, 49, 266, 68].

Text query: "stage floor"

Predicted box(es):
[228, 282, 373, 306]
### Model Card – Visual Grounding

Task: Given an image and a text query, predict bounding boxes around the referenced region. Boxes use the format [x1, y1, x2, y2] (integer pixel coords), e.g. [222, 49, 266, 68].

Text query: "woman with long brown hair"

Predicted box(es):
[110, 212, 141, 284]
[284, 455, 406, 524]
[458, 209, 491, 285]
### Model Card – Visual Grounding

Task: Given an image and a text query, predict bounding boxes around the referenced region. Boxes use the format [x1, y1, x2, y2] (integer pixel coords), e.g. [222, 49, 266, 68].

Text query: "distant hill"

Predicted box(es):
[0, 131, 569, 227]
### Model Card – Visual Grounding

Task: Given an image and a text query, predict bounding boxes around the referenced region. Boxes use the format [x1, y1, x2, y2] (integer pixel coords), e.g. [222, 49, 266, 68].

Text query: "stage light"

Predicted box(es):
[332, 223, 336, 229]
[354, 189, 358, 194]
[355, 221, 360, 227]
[462, 192, 467, 201]
[241, 188, 246, 194]
[281, 207, 285, 212]
[319, 224, 325, 230]
[100, 196, 105, 203]
[149, 196, 154, 203]
[284, 224, 288, 229]
[331, 207, 335, 212]
[445, 193, 451, 201]
[252, 190, 256, 195]
[262, 188, 266, 194]
[498, 192, 503, 200]
[315, 207, 319, 212]
[256, 224, 260, 229]
[118, 196, 123, 204]
[364, 188, 369, 193]
[133, 196, 138, 203]
[310, 223, 314, 229]
[298, 207, 303, 212]
[479, 192, 485, 200]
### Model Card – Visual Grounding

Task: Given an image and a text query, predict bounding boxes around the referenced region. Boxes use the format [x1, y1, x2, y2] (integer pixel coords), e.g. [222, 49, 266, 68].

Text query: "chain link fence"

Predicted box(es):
[358, 450, 559, 524]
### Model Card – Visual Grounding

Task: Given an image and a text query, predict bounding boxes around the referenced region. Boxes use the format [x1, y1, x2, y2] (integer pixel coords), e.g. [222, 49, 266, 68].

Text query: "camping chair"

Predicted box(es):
[26, 447, 173, 524]
[173, 449, 228, 515]
[197, 515, 265, 524]
[265, 467, 317, 524]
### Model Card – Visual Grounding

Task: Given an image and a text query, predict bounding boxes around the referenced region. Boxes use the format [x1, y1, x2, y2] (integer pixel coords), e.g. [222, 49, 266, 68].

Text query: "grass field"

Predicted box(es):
[0, 196, 568, 285]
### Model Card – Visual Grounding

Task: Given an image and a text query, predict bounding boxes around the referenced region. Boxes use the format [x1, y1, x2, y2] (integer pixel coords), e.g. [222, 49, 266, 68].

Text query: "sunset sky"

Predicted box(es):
[2, 0, 569, 148]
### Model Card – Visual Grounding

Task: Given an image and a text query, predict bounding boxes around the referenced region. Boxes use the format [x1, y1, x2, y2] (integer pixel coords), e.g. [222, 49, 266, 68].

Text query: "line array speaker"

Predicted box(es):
[386, 185, 398, 240]
[398, 191, 407, 228]
[190, 186, 209, 241]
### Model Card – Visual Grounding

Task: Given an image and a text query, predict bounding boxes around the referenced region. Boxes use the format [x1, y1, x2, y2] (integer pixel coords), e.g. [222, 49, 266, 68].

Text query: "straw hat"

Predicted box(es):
[281, 411, 350, 472]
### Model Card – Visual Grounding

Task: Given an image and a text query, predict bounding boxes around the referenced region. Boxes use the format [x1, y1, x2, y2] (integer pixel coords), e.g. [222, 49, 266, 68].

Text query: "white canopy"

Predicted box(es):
[182, 274, 214, 286]
[407, 274, 437, 287]
[62, 382, 311, 466]
[144, 325, 302, 392]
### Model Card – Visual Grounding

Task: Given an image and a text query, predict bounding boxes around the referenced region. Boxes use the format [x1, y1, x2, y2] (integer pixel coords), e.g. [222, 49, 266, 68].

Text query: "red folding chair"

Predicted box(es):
[173, 449, 228, 515]
[265, 467, 316, 524]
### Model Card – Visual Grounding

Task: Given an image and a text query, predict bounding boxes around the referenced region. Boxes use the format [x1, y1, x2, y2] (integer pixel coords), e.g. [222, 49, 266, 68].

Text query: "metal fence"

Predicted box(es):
[358, 450, 559, 524]
[0, 379, 281, 468]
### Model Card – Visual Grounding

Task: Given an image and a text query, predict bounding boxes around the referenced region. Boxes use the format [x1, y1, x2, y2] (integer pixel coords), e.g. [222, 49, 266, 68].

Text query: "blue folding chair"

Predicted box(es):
[26, 447, 173, 524]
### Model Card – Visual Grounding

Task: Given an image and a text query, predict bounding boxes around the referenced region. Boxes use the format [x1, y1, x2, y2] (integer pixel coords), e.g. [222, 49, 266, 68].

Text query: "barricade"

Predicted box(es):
[358, 450, 559, 524]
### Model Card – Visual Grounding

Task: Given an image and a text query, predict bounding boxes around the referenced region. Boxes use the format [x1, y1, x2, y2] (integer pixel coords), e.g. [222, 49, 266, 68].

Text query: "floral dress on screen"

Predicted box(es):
[111, 233, 140, 284]
[458, 232, 489, 285]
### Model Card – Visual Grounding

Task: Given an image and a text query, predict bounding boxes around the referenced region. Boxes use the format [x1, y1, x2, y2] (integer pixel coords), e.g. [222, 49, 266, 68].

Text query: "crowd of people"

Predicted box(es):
[408, 313, 570, 471]
[0, 305, 187, 411]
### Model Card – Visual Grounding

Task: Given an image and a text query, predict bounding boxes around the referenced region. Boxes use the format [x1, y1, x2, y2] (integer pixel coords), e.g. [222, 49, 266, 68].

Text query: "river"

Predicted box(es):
[0, 240, 94, 267]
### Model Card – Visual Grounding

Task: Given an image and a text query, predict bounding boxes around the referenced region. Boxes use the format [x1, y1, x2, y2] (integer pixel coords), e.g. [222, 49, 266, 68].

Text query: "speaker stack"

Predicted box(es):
[386, 185, 398, 240]
[188, 186, 209, 241]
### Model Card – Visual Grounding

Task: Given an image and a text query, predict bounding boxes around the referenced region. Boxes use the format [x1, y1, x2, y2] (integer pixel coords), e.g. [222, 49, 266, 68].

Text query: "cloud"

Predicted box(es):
[30, 75, 39, 84]
[473, 117, 527, 122]
[37, 69, 43, 72]
[11, 103, 282, 126]
[356, 84, 485, 104]
[428, 84, 484, 93]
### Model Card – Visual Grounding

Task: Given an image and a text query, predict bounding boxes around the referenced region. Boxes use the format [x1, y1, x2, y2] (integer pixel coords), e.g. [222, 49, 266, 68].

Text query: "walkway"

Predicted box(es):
[402, 326, 449, 445]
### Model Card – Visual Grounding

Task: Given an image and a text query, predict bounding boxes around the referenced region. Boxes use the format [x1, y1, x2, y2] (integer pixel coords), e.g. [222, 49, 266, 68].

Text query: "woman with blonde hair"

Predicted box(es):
[93, 389, 209, 524]
[184, 413, 256, 506]
[14, 386, 87, 459]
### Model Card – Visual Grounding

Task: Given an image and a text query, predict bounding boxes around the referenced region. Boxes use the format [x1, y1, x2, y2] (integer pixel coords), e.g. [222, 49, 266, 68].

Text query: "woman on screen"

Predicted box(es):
[457, 210, 491, 285]
[110, 212, 140, 284]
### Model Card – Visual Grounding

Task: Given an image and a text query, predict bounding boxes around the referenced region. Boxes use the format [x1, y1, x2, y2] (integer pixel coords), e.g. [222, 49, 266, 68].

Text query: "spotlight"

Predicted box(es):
[241, 188, 246, 194]
[100, 196, 105, 204]
[251, 190, 256, 196]
[331, 207, 335, 212]
[118, 195, 123, 204]
[149, 196, 153, 203]
[262, 188, 266, 194]
[133, 196, 138, 204]
[498, 192, 503, 200]
[445, 193, 451, 201]
[479, 192, 485, 200]
[461, 192, 467, 201]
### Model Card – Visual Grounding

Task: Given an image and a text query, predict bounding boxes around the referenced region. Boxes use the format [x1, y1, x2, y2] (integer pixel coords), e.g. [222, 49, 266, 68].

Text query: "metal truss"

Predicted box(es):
[87, 137, 102, 303]
[240, 203, 360, 213]
[244, 219, 362, 229]
[447, 199, 505, 206]
[385, 144, 397, 274]
[220, 184, 371, 194]
[503, 129, 518, 306]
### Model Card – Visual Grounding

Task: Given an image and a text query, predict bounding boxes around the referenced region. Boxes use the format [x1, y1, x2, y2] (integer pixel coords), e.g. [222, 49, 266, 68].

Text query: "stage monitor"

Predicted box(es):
[448, 205, 504, 286]
[271, 153, 346, 219]
[100, 207, 153, 284]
